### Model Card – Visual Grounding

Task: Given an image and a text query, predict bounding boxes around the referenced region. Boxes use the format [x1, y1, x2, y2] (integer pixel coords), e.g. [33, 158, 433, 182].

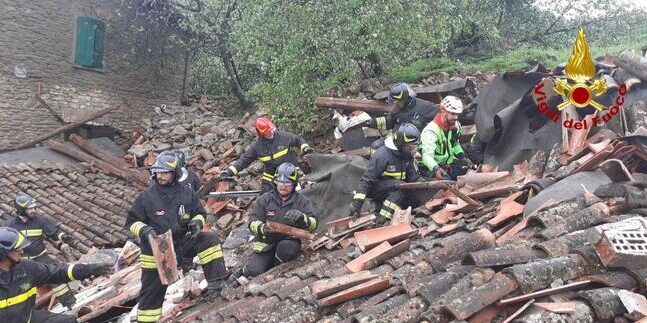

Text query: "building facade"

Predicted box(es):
[0, 0, 184, 149]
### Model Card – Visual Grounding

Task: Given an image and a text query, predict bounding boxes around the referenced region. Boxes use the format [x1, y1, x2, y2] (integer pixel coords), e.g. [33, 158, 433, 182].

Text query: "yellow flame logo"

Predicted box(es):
[554, 27, 607, 111]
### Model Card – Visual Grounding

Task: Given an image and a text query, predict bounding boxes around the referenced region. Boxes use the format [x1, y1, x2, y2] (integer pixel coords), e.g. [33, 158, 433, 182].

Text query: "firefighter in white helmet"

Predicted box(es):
[419, 95, 474, 180]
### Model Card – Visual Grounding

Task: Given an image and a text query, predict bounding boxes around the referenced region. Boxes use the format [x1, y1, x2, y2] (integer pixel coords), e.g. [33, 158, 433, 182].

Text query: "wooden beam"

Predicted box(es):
[148, 230, 180, 285]
[315, 97, 396, 113]
[9, 106, 118, 151]
[266, 221, 315, 240]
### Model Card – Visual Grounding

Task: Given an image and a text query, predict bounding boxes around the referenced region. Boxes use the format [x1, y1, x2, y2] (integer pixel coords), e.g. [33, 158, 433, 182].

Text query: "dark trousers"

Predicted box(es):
[137, 232, 226, 322]
[368, 179, 426, 220]
[31, 309, 76, 323]
[33, 254, 76, 307]
[243, 239, 301, 277]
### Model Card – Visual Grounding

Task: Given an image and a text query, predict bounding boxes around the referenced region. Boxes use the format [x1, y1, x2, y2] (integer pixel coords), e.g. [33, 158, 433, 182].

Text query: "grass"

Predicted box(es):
[387, 31, 647, 83]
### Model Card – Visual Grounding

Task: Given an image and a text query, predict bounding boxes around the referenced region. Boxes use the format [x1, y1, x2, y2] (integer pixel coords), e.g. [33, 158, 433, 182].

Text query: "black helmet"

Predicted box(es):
[173, 150, 187, 168]
[0, 227, 30, 259]
[393, 123, 420, 150]
[14, 194, 37, 215]
[388, 83, 415, 105]
[151, 152, 180, 174]
[274, 162, 298, 185]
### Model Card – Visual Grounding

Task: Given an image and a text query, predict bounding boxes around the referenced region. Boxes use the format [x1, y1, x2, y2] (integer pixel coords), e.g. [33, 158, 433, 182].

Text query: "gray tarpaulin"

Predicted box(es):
[524, 171, 611, 216]
[301, 153, 368, 232]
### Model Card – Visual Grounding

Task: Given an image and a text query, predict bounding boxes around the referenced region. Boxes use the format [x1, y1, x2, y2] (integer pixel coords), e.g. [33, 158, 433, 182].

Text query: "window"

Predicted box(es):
[74, 16, 105, 69]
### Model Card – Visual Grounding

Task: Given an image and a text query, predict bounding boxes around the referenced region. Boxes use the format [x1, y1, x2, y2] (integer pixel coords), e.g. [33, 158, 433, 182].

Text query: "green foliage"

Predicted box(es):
[144, 0, 647, 132]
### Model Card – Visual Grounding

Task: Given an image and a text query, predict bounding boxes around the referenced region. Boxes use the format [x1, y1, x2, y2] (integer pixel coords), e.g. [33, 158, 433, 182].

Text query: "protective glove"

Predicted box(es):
[348, 198, 365, 217]
[87, 263, 114, 277]
[375, 214, 391, 226]
[433, 166, 450, 180]
[284, 210, 307, 228]
[139, 225, 157, 241]
[60, 233, 74, 245]
[57, 291, 76, 309]
[302, 146, 314, 155]
[188, 219, 203, 238]
[462, 157, 475, 170]
[219, 169, 233, 179]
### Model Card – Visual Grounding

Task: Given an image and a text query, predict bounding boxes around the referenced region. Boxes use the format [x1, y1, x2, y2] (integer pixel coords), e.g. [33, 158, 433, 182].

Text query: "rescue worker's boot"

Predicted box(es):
[203, 256, 227, 300]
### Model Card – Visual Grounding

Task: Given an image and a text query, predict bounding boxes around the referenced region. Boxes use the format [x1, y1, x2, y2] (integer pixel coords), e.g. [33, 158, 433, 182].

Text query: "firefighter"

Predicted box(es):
[352, 83, 438, 149]
[420, 95, 473, 180]
[220, 117, 314, 193]
[125, 153, 227, 323]
[160, 150, 201, 192]
[0, 227, 112, 323]
[243, 162, 318, 277]
[3, 194, 78, 309]
[348, 123, 424, 225]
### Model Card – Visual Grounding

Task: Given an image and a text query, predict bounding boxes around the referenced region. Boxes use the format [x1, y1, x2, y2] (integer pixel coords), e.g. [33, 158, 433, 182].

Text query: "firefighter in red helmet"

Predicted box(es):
[221, 117, 314, 193]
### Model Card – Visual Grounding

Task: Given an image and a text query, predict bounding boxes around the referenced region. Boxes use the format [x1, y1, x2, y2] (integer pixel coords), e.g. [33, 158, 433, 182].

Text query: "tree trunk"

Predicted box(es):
[219, 45, 252, 109]
[180, 50, 191, 106]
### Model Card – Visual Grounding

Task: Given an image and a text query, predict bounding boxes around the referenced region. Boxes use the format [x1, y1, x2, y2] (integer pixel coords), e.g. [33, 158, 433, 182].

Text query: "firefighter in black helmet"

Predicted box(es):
[159, 150, 201, 192]
[349, 123, 426, 225]
[0, 227, 112, 323]
[4, 194, 78, 309]
[352, 83, 438, 150]
[243, 162, 318, 277]
[125, 153, 227, 322]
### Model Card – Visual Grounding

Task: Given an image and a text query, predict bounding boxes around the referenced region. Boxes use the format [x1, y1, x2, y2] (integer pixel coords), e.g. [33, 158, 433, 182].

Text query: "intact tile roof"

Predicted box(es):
[0, 162, 137, 259]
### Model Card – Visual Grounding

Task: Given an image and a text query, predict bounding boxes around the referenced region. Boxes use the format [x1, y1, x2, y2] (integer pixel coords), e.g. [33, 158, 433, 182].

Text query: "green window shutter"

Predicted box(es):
[75, 17, 105, 68]
[92, 20, 106, 69]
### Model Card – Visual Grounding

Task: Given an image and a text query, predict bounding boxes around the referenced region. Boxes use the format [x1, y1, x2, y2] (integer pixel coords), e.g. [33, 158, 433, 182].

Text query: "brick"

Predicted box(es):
[596, 229, 647, 269]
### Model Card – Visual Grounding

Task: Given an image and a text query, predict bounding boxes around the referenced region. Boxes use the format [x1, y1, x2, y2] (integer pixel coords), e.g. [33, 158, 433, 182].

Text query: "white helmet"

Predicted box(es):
[440, 96, 464, 114]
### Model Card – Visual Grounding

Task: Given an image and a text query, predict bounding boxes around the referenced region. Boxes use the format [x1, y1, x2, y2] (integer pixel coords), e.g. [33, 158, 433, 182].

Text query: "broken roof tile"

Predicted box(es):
[442, 273, 517, 320]
[309, 271, 378, 299]
[318, 278, 390, 307]
[353, 224, 417, 252]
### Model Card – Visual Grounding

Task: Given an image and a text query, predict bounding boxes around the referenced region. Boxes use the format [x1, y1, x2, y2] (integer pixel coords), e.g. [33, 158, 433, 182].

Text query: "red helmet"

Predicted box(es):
[255, 117, 276, 139]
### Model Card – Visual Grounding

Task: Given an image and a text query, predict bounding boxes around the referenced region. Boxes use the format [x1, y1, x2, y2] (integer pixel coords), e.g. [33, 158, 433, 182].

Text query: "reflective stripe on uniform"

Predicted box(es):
[382, 171, 406, 180]
[129, 221, 146, 238]
[0, 287, 37, 309]
[20, 229, 42, 237]
[379, 208, 394, 219]
[306, 216, 317, 231]
[376, 117, 387, 131]
[138, 308, 162, 322]
[52, 284, 70, 297]
[353, 192, 366, 200]
[249, 221, 264, 236]
[67, 264, 76, 281]
[252, 241, 270, 253]
[228, 165, 239, 175]
[197, 244, 223, 265]
[24, 249, 47, 260]
[258, 148, 289, 162]
[383, 200, 400, 211]
[140, 254, 157, 269]
[57, 232, 65, 241]
[261, 172, 274, 182]
[192, 214, 206, 226]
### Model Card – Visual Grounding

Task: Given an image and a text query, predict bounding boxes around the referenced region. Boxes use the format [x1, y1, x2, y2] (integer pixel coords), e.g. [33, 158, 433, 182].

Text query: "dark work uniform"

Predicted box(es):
[0, 259, 97, 323]
[353, 142, 422, 220]
[244, 191, 318, 277]
[4, 216, 75, 305]
[125, 181, 226, 323]
[227, 130, 311, 193]
[179, 167, 201, 192]
[368, 98, 438, 150]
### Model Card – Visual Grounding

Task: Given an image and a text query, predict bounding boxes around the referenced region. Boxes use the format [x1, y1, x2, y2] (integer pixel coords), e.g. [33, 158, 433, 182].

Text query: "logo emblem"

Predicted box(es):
[554, 27, 607, 111]
[266, 210, 277, 217]
[154, 210, 165, 216]
[20, 283, 31, 292]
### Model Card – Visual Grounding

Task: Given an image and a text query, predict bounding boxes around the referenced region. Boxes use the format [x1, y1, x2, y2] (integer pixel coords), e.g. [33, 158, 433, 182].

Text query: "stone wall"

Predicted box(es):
[0, 0, 183, 149]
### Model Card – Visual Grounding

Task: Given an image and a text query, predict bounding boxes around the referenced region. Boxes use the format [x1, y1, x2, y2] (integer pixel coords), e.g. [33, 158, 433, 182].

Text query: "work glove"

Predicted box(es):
[349, 198, 365, 217]
[57, 291, 76, 309]
[139, 226, 157, 241]
[60, 233, 74, 245]
[219, 169, 233, 179]
[284, 210, 307, 228]
[433, 166, 451, 180]
[302, 146, 315, 155]
[375, 214, 391, 226]
[87, 263, 114, 277]
[188, 219, 203, 238]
